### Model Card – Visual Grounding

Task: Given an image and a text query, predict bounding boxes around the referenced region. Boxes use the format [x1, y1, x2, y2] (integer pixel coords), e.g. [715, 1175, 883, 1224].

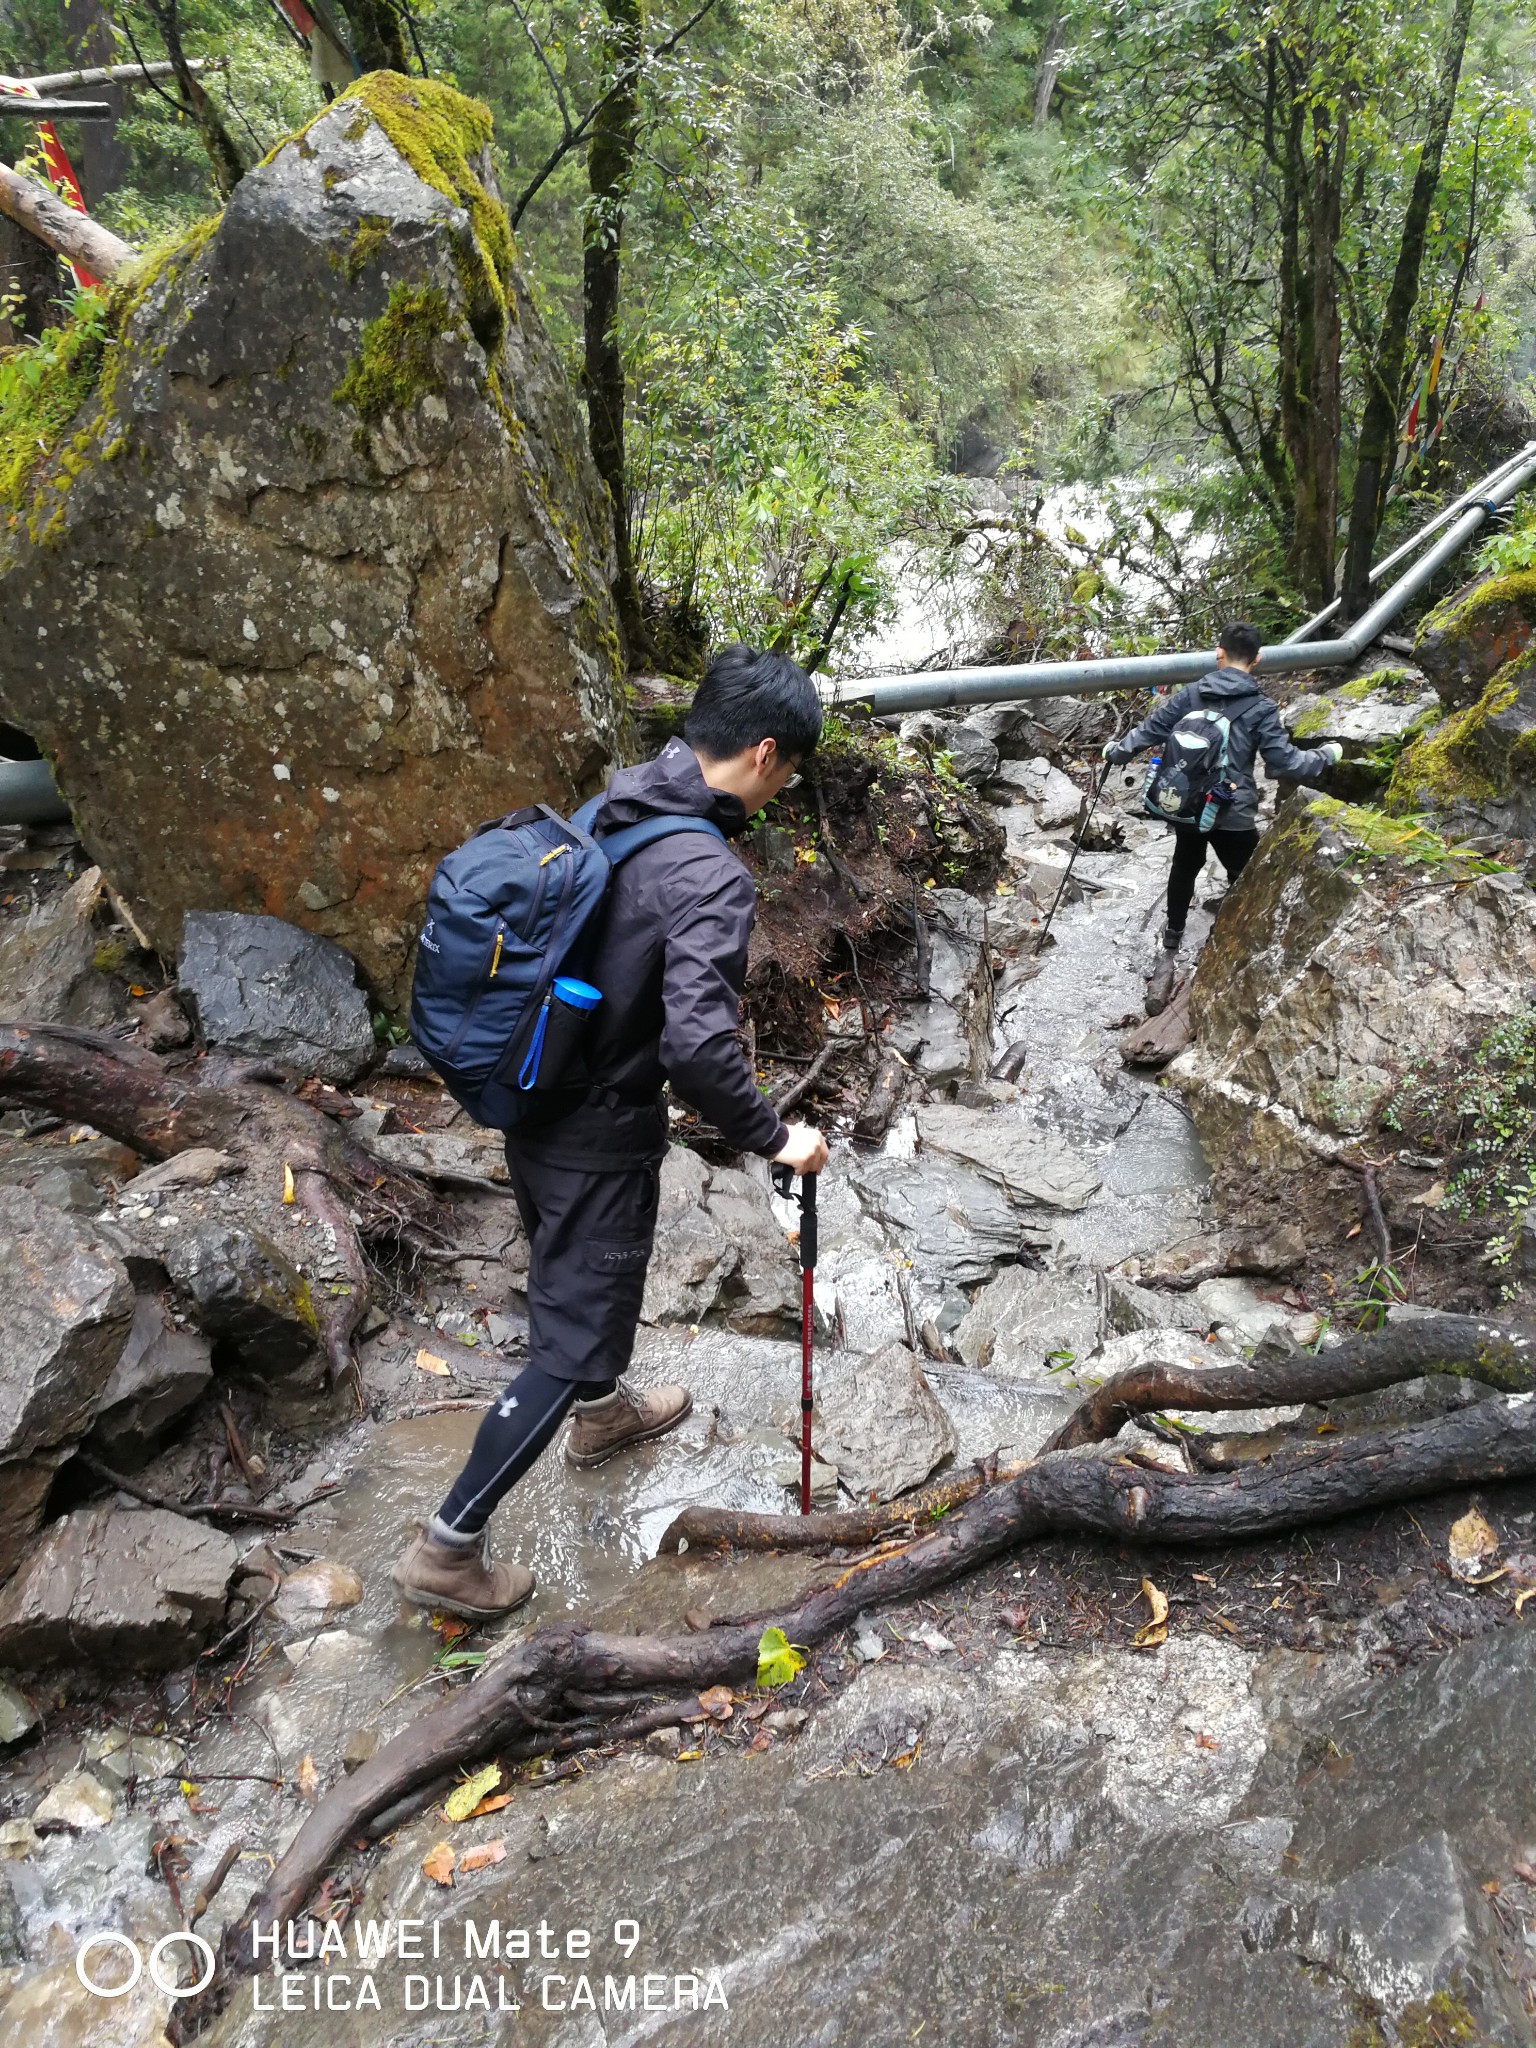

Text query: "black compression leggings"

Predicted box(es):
[434, 1364, 616, 1538]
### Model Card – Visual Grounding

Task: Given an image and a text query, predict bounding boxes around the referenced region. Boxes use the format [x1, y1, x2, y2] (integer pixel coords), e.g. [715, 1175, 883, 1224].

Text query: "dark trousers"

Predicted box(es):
[1166, 822, 1259, 936]
[434, 1148, 661, 1538]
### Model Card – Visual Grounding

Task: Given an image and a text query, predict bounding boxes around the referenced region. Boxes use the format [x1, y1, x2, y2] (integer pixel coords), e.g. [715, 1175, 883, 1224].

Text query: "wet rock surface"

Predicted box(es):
[85, 1292, 213, 1469]
[0, 867, 119, 1029]
[0, 75, 627, 1008]
[179, 912, 376, 1082]
[0, 1504, 237, 1670]
[812, 1342, 957, 1500]
[0, 1188, 135, 1581]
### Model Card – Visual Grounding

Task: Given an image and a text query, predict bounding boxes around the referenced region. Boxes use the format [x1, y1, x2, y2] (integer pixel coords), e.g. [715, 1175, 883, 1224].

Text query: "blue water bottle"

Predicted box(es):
[1197, 792, 1218, 832]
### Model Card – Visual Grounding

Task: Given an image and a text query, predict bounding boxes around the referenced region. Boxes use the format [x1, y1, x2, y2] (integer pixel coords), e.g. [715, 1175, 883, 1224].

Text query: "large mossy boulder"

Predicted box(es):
[1412, 567, 1536, 708]
[0, 76, 627, 1007]
[1168, 796, 1536, 1244]
[1385, 640, 1536, 847]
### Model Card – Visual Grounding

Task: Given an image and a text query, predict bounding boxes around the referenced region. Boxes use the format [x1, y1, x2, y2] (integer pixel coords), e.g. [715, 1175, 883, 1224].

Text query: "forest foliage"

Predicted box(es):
[0, 0, 1532, 668]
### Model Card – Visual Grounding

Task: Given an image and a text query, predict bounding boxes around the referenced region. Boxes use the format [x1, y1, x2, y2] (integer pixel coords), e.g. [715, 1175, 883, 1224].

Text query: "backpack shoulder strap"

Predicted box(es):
[570, 794, 605, 837]
[597, 814, 728, 866]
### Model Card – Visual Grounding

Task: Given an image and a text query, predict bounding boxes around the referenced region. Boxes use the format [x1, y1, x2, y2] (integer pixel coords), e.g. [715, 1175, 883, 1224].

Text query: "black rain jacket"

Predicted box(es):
[510, 738, 788, 1170]
[1118, 667, 1336, 831]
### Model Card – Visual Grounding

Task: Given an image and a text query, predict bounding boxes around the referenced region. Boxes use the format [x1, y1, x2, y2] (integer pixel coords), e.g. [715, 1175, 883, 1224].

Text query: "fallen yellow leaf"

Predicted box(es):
[282, 1161, 296, 1205]
[696, 1685, 734, 1721]
[1449, 1508, 1499, 1582]
[295, 1753, 320, 1802]
[421, 1841, 456, 1887]
[416, 1348, 450, 1377]
[1515, 1586, 1536, 1616]
[457, 1839, 507, 1875]
[444, 1764, 501, 1823]
[675, 1748, 704, 1762]
[1132, 1577, 1169, 1650]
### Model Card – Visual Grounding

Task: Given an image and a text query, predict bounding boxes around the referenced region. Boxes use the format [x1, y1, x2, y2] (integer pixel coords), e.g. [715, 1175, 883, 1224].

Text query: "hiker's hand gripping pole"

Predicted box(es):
[772, 1165, 819, 1513]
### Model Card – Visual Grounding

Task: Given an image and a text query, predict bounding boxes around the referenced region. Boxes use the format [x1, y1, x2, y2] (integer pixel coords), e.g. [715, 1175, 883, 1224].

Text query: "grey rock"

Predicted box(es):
[32, 1770, 114, 1831]
[163, 1223, 320, 1377]
[1305, 1832, 1475, 2007]
[363, 1125, 511, 1184]
[699, 1161, 800, 1334]
[814, 1342, 956, 1501]
[0, 1683, 37, 1749]
[179, 911, 375, 1082]
[137, 984, 192, 1050]
[0, 1867, 22, 1966]
[86, 1293, 212, 1469]
[1281, 670, 1440, 750]
[944, 723, 1001, 786]
[916, 1103, 1101, 1211]
[0, 865, 117, 1028]
[850, 1153, 1025, 1287]
[991, 756, 1084, 828]
[0, 1504, 237, 1671]
[641, 1148, 798, 1331]
[885, 997, 976, 1082]
[1193, 1277, 1320, 1350]
[767, 1454, 839, 1507]
[954, 1266, 1103, 1376]
[1100, 1271, 1205, 1336]
[81, 1727, 183, 1790]
[0, 79, 626, 1011]
[0, 1187, 134, 1581]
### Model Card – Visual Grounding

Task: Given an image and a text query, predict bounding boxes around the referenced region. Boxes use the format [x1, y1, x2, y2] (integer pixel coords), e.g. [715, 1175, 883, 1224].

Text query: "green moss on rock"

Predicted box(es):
[1385, 668, 1521, 814]
[329, 74, 514, 357]
[0, 294, 110, 517]
[1308, 796, 1508, 876]
[1416, 566, 1536, 652]
[332, 281, 451, 433]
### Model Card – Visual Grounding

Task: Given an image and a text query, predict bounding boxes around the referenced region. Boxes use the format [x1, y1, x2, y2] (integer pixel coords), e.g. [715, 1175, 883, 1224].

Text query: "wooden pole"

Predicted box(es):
[0, 160, 134, 279]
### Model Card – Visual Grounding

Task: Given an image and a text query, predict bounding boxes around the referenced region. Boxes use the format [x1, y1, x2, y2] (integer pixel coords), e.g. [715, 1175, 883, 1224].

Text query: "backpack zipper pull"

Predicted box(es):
[490, 929, 504, 979]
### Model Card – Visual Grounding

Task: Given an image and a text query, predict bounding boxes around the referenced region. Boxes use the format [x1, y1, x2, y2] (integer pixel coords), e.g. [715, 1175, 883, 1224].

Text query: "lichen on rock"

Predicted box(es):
[0, 74, 625, 1009]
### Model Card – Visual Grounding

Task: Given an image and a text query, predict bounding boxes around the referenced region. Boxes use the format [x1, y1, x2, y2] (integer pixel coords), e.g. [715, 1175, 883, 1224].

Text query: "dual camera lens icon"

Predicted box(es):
[75, 1931, 217, 1998]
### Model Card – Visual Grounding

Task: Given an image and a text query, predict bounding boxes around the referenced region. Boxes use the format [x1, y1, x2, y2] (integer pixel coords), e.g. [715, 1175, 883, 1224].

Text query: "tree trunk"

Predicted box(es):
[61, 0, 127, 209]
[211, 1376, 1536, 1998]
[1339, 0, 1475, 617]
[338, 0, 412, 74]
[1280, 99, 1346, 607]
[0, 159, 135, 281]
[583, 0, 652, 664]
[141, 0, 244, 201]
[1032, 14, 1066, 130]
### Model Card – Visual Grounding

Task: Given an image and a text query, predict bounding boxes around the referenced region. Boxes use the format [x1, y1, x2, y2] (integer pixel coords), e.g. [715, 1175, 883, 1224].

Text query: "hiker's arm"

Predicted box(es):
[659, 864, 788, 1158]
[1254, 701, 1339, 785]
[1109, 686, 1192, 760]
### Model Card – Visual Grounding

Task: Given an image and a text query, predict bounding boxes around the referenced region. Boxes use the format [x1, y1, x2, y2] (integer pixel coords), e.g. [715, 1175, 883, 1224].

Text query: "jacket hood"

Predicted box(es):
[1195, 665, 1267, 702]
[592, 736, 748, 838]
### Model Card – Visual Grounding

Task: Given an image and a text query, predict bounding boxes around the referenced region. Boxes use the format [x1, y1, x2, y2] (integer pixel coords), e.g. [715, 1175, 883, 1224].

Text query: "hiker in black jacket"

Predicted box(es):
[394, 647, 829, 1618]
[1103, 621, 1341, 1015]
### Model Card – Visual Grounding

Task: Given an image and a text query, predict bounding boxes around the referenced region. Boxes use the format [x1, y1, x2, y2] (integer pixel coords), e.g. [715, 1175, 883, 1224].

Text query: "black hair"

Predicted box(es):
[684, 644, 822, 762]
[1219, 620, 1262, 664]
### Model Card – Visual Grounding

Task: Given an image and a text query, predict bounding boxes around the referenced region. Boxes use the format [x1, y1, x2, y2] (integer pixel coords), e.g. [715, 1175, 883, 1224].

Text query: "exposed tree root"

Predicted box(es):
[1039, 1313, 1535, 1453]
[658, 1457, 1014, 1554]
[0, 1023, 451, 1385]
[213, 1365, 1536, 2005]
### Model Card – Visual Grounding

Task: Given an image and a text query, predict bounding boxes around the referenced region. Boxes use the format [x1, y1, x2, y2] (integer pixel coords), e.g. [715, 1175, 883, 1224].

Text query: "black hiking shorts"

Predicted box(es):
[503, 1144, 662, 1386]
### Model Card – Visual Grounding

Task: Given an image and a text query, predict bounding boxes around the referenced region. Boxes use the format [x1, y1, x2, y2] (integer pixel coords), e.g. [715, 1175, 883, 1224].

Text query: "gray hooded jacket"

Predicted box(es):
[511, 737, 788, 1170]
[1116, 667, 1335, 831]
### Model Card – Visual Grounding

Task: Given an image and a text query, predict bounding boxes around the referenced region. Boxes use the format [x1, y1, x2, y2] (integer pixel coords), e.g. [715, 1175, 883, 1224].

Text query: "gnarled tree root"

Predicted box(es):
[657, 1457, 1015, 1555]
[0, 1023, 450, 1384]
[215, 1384, 1536, 2002]
[1039, 1313, 1536, 1454]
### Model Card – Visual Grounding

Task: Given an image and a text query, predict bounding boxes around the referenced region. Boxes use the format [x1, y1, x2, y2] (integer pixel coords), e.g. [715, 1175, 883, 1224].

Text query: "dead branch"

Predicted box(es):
[20, 58, 221, 92]
[770, 1030, 864, 1117]
[213, 1383, 1536, 1998]
[0, 161, 135, 278]
[0, 1025, 450, 1386]
[658, 1459, 1009, 1554]
[1040, 1313, 1534, 1454]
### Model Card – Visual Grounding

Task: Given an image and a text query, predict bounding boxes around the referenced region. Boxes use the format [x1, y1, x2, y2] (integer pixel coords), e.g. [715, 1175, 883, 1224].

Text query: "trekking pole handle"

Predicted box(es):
[770, 1165, 818, 1271]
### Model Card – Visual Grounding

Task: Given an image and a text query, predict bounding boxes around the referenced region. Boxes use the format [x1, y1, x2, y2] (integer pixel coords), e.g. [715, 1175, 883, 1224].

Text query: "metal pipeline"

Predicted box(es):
[0, 757, 70, 827]
[829, 439, 1536, 717]
[1279, 445, 1536, 646]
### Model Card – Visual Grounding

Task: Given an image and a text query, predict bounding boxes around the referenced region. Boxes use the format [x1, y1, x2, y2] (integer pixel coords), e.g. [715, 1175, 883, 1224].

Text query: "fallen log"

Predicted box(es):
[0, 161, 135, 278]
[658, 1457, 1012, 1554]
[1039, 1312, 1535, 1453]
[0, 1024, 449, 1384]
[217, 1385, 1536, 1995]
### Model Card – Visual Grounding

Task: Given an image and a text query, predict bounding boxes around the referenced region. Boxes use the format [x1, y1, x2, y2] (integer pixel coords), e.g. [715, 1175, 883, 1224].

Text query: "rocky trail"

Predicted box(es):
[2, 69, 1536, 2048]
[3, 642, 1536, 2048]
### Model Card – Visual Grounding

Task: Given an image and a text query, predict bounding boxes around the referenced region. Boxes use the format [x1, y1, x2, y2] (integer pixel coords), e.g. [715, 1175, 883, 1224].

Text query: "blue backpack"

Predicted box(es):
[408, 795, 725, 1131]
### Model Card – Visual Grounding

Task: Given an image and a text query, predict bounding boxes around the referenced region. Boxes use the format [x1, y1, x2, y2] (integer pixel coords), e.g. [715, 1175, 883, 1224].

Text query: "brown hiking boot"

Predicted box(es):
[565, 1381, 693, 1469]
[390, 1525, 534, 1620]
[1145, 951, 1180, 1017]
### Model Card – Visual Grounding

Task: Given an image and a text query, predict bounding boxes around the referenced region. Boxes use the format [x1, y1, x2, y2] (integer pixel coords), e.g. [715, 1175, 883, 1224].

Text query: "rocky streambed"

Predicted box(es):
[3, 657, 1536, 2048]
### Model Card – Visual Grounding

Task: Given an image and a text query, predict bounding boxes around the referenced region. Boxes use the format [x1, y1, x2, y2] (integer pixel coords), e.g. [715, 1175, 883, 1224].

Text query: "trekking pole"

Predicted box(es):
[1032, 708, 1131, 956]
[771, 1165, 818, 1513]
